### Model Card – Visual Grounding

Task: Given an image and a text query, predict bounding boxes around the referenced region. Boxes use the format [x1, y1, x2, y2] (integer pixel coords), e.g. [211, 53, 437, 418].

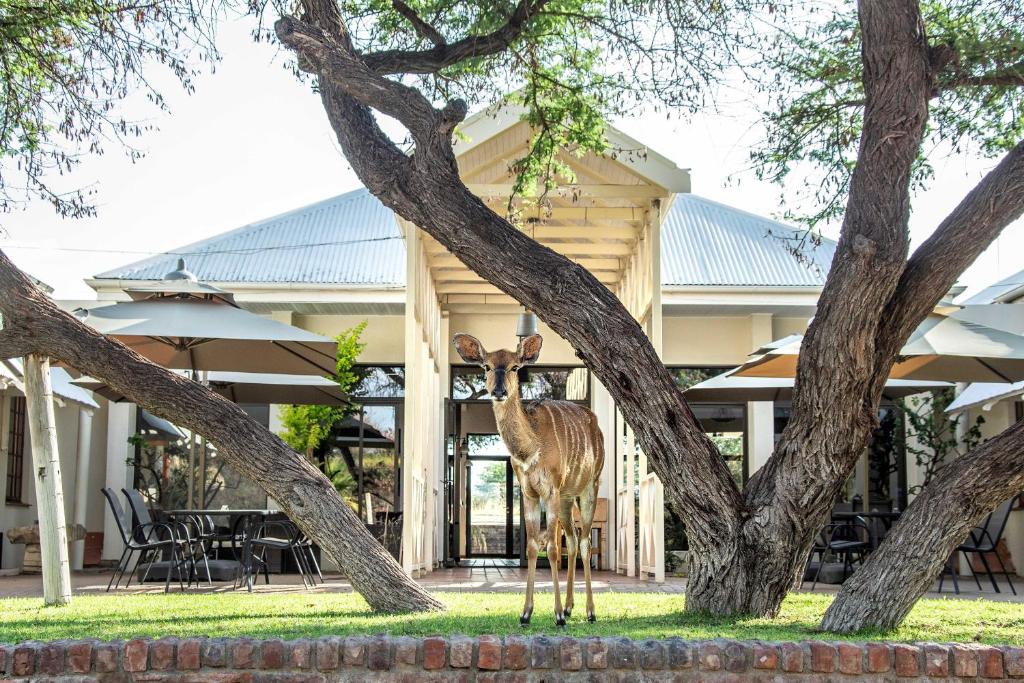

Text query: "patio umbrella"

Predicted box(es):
[75, 371, 348, 406]
[945, 381, 1024, 415]
[684, 367, 951, 402]
[72, 297, 337, 376]
[734, 314, 1024, 382]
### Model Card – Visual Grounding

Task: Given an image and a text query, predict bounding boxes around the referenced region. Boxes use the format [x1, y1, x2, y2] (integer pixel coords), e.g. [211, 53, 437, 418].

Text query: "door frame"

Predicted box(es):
[464, 452, 517, 559]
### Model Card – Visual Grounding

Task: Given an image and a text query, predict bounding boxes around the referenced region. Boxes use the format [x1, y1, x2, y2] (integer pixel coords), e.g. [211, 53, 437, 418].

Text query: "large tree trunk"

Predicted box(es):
[822, 417, 1024, 632]
[0, 251, 442, 613]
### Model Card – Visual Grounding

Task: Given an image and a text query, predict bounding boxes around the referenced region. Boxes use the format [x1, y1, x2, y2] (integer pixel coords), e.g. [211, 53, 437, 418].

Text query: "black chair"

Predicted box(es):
[121, 488, 194, 590]
[237, 519, 317, 591]
[939, 497, 1018, 595]
[101, 488, 186, 593]
[803, 517, 871, 589]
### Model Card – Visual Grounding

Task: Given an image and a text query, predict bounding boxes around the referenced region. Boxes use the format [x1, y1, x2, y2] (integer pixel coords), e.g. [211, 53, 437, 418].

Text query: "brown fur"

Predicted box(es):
[453, 333, 605, 625]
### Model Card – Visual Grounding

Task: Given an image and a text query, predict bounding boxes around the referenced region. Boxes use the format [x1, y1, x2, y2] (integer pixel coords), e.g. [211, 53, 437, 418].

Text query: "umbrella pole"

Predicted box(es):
[186, 431, 196, 510]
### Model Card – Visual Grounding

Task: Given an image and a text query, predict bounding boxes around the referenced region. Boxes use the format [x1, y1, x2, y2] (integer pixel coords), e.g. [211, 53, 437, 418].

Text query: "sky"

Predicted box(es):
[2, 15, 1022, 301]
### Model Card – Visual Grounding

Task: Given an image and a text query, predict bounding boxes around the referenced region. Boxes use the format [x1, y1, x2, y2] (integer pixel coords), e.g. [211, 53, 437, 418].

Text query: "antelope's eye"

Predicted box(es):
[483, 364, 491, 371]
[508, 365, 519, 372]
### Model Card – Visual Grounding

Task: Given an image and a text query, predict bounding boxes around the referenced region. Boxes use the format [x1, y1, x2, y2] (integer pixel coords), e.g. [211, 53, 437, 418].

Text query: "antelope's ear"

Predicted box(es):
[453, 333, 487, 365]
[516, 334, 543, 365]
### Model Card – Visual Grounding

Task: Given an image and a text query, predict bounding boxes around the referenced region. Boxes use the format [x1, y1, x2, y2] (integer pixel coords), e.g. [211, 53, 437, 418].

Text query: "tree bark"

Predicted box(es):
[822, 417, 1024, 632]
[0, 250, 442, 613]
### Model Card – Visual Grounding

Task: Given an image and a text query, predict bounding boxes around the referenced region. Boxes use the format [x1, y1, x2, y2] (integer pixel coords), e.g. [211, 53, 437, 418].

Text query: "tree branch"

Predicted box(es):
[876, 138, 1024, 360]
[361, 0, 549, 74]
[391, 0, 445, 46]
[0, 327, 35, 360]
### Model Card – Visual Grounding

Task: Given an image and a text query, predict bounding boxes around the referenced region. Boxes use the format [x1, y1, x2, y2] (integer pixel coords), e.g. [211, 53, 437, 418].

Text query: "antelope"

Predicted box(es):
[453, 332, 605, 626]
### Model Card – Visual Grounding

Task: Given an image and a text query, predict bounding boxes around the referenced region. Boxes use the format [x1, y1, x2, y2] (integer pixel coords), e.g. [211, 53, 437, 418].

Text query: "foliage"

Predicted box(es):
[4, 591, 1024, 643]
[751, 0, 1024, 226]
[0, 0, 219, 218]
[323, 455, 358, 504]
[900, 388, 985, 495]
[279, 322, 366, 455]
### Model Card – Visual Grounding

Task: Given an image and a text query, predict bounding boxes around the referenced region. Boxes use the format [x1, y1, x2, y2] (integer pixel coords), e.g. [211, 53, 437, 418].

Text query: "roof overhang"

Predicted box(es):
[662, 286, 822, 317]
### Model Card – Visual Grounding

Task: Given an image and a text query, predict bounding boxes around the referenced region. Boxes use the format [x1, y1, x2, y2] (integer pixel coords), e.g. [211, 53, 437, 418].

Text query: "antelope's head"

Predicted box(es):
[452, 333, 543, 402]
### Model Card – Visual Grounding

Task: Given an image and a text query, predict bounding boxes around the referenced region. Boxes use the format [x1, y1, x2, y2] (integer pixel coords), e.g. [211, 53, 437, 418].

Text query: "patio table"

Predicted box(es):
[831, 510, 902, 550]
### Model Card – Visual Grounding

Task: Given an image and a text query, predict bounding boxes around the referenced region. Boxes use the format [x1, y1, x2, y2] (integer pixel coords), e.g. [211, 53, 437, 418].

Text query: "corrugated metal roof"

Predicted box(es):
[95, 188, 405, 286]
[962, 268, 1024, 305]
[96, 189, 834, 290]
[661, 195, 835, 287]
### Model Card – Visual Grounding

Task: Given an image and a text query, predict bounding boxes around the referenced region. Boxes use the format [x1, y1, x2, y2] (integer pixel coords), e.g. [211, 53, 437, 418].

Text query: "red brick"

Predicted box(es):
[67, 641, 93, 674]
[178, 639, 201, 670]
[530, 636, 556, 669]
[450, 636, 473, 668]
[953, 644, 979, 677]
[723, 641, 748, 672]
[124, 638, 149, 672]
[477, 636, 501, 670]
[342, 636, 364, 666]
[94, 643, 119, 673]
[894, 644, 921, 677]
[560, 638, 582, 671]
[260, 640, 285, 670]
[865, 643, 891, 673]
[422, 636, 446, 670]
[151, 638, 176, 671]
[231, 639, 257, 669]
[366, 635, 390, 671]
[289, 640, 313, 669]
[925, 643, 950, 677]
[698, 642, 722, 671]
[393, 637, 418, 666]
[505, 636, 528, 670]
[809, 641, 836, 673]
[837, 642, 861, 674]
[315, 637, 339, 671]
[752, 643, 778, 670]
[780, 642, 803, 673]
[979, 646, 1005, 678]
[204, 639, 228, 667]
[1004, 646, 1024, 677]
[38, 642, 64, 676]
[12, 644, 37, 676]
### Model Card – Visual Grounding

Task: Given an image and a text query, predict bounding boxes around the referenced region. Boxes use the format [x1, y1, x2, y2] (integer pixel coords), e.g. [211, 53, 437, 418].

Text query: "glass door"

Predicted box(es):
[464, 434, 521, 558]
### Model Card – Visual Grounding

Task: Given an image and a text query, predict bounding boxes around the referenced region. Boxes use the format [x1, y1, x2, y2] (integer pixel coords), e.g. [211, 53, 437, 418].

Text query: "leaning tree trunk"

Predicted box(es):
[0, 251, 442, 613]
[822, 417, 1024, 632]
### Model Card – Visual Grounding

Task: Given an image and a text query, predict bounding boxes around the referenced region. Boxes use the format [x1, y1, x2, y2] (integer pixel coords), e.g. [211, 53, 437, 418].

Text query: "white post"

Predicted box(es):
[102, 402, 134, 561]
[23, 355, 72, 605]
[71, 408, 94, 571]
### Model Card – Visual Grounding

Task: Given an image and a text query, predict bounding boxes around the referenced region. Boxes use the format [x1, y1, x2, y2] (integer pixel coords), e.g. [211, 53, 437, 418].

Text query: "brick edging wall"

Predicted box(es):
[1, 635, 1022, 681]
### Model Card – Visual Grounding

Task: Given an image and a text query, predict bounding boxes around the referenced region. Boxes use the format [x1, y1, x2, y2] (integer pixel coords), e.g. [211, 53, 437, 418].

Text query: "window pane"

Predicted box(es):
[352, 366, 405, 398]
[452, 366, 589, 401]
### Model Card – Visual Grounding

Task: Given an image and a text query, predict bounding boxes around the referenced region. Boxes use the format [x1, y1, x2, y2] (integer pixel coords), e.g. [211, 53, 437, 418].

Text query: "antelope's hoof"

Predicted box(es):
[556, 615, 567, 628]
[564, 607, 572, 619]
[587, 614, 596, 623]
[520, 615, 531, 627]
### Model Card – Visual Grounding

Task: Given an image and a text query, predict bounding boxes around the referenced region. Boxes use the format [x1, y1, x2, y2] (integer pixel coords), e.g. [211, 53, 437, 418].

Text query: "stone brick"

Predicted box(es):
[752, 643, 778, 670]
[808, 641, 836, 673]
[253, 675, 326, 683]
[204, 639, 228, 668]
[894, 644, 921, 677]
[865, 643, 891, 673]
[67, 641, 93, 674]
[477, 636, 502, 671]
[924, 643, 950, 677]
[260, 640, 285, 670]
[1004, 646, 1024, 677]
[952, 644, 979, 678]
[11, 643, 36, 677]
[393, 637, 419, 666]
[530, 636, 556, 669]
[450, 636, 473, 669]
[38, 642, 65, 676]
[124, 638, 149, 672]
[780, 642, 803, 673]
[979, 646, 1004, 678]
[636, 639, 664, 670]
[288, 640, 313, 669]
[663, 638, 696, 671]
[698, 642, 722, 671]
[585, 638, 608, 670]
[231, 639, 257, 669]
[315, 637, 340, 671]
[723, 641, 749, 673]
[367, 635, 390, 671]
[422, 636, 447, 670]
[835, 642, 861, 675]
[148, 638, 175, 671]
[0, 645, 8, 674]
[94, 642, 120, 673]
[342, 636, 365, 667]
[560, 638, 582, 671]
[177, 639, 201, 671]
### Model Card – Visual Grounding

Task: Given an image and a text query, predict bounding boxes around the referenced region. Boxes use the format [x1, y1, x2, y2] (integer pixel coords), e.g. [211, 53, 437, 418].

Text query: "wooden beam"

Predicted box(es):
[467, 184, 669, 199]
[490, 206, 645, 221]
[530, 226, 637, 240]
[433, 270, 621, 285]
[429, 253, 622, 270]
[426, 239, 634, 257]
[23, 354, 72, 606]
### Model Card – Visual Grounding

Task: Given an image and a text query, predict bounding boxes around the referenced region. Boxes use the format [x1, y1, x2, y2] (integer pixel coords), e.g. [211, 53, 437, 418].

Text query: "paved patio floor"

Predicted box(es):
[0, 566, 1020, 602]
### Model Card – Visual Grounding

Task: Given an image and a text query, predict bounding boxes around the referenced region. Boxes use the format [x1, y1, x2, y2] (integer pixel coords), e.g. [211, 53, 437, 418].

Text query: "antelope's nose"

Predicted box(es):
[491, 387, 508, 400]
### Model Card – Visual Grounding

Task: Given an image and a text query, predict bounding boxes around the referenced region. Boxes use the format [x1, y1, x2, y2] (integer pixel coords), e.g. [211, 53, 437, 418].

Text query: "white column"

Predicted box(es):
[71, 408, 94, 570]
[24, 355, 72, 605]
[747, 313, 775, 477]
[102, 402, 135, 561]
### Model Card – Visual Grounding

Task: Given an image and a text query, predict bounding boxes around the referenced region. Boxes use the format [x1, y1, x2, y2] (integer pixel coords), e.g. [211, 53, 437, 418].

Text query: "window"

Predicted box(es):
[6, 396, 26, 503]
[351, 366, 405, 398]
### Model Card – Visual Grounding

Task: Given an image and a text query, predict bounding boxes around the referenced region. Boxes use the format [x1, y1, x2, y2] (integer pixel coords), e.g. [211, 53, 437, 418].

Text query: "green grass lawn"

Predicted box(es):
[1, 591, 1022, 645]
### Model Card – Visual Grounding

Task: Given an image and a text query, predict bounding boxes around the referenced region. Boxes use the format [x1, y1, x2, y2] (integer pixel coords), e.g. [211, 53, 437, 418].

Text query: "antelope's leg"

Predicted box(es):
[558, 497, 579, 620]
[545, 491, 566, 626]
[578, 481, 600, 622]
[520, 494, 542, 626]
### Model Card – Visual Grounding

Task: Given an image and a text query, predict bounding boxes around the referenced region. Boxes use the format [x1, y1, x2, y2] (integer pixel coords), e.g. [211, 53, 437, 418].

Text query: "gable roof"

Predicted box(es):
[95, 190, 834, 290]
[94, 188, 404, 287]
[661, 195, 835, 287]
[962, 267, 1024, 305]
